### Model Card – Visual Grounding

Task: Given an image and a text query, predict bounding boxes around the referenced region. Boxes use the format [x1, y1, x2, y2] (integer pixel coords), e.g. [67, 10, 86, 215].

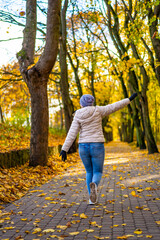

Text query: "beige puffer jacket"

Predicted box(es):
[62, 98, 130, 152]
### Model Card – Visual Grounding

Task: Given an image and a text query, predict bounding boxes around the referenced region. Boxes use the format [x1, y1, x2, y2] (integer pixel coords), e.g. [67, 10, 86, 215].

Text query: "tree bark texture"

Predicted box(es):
[130, 42, 158, 153]
[67, 13, 83, 98]
[17, 0, 61, 166]
[22, 0, 37, 65]
[67, 51, 83, 97]
[141, 94, 159, 154]
[148, 4, 160, 86]
[119, 74, 146, 148]
[28, 76, 49, 166]
[0, 105, 4, 123]
[60, 0, 76, 153]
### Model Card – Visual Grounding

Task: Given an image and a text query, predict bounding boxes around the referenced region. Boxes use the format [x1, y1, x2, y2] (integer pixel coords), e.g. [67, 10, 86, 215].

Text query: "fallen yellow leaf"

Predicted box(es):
[32, 228, 42, 234]
[21, 218, 27, 221]
[37, 193, 47, 197]
[156, 221, 160, 225]
[94, 236, 105, 239]
[130, 191, 136, 196]
[72, 213, 79, 217]
[117, 235, 134, 239]
[123, 195, 128, 198]
[56, 225, 67, 230]
[110, 225, 119, 228]
[80, 213, 88, 219]
[4, 226, 15, 230]
[82, 229, 94, 232]
[134, 229, 142, 234]
[113, 165, 117, 171]
[69, 232, 79, 236]
[45, 197, 53, 200]
[129, 210, 134, 214]
[42, 229, 55, 233]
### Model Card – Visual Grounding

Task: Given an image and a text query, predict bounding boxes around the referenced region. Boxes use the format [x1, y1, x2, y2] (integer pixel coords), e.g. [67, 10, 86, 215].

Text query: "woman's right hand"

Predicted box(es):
[59, 150, 67, 162]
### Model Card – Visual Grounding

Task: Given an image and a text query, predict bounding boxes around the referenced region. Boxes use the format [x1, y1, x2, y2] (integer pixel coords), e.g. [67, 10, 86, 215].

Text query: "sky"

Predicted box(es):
[0, 22, 23, 66]
[0, 0, 47, 67]
[0, 0, 104, 67]
[0, 0, 25, 66]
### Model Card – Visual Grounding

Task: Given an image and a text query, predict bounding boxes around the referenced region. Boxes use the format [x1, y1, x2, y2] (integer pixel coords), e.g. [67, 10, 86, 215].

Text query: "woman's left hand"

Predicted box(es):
[129, 93, 137, 101]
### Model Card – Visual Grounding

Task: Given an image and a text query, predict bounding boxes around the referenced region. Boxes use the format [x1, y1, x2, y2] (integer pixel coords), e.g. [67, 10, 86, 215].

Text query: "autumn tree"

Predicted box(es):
[76, 6, 145, 147]
[17, 0, 61, 166]
[0, 63, 26, 124]
[67, 3, 83, 98]
[101, 0, 159, 153]
[148, 1, 160, 86]
[59, 0, 77, 153]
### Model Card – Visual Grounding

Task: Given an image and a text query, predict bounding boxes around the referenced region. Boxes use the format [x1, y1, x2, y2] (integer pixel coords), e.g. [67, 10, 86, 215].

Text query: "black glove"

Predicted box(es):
[129, 93, 137, 101]
[59, 150, 67, 162]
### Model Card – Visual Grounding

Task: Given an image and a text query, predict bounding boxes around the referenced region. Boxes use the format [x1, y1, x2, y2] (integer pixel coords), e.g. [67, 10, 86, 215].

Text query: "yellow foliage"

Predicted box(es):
[0, 126, 80, 204]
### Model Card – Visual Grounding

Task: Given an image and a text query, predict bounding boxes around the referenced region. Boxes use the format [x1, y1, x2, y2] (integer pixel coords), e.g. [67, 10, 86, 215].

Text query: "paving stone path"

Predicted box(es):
[0, 142, 160, 240]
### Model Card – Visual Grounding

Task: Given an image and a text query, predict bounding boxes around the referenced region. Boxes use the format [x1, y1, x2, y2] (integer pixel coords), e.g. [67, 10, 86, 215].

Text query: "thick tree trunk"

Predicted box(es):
[28, 77, 48, 166]
[17, 0, 61, 166]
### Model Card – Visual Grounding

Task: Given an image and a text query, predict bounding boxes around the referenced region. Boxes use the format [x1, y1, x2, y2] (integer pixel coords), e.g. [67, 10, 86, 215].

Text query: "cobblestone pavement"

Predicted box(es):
[0, 142, 160, 240]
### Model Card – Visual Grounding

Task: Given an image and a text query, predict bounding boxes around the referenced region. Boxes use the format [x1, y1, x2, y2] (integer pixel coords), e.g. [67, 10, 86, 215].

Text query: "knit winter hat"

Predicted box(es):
[80, 94, 95, 107]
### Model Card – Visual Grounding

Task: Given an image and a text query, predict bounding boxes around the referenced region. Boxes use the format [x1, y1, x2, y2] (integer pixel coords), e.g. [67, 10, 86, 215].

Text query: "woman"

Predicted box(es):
[60, 93, 137, 204]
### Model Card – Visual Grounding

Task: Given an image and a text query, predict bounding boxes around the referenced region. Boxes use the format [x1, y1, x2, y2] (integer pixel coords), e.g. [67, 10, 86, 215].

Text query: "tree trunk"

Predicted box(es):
[91, 52, 96, 104]
[148, 4, 160, 86]
[155, 97, 158, 142]
[130, 122, 134, 143]
[17, 0, 61, 166]
[60, 106, 63, 130]
[60, 0, 76, 153]
[119, 74, 146, 148]
[28, 77, 48, 166]
[130, 42, 158, 153]
[0, 105, 4, 123]
[67, 51, 83, 97]
[141, 94, 159, 153]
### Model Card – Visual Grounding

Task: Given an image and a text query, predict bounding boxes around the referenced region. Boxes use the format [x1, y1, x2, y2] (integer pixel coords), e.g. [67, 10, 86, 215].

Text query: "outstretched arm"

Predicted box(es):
[98, 93, 137, 118]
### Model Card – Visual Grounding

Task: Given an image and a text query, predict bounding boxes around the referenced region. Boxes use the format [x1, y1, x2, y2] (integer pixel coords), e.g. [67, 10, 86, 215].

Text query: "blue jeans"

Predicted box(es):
[79, 143, 105, 195]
